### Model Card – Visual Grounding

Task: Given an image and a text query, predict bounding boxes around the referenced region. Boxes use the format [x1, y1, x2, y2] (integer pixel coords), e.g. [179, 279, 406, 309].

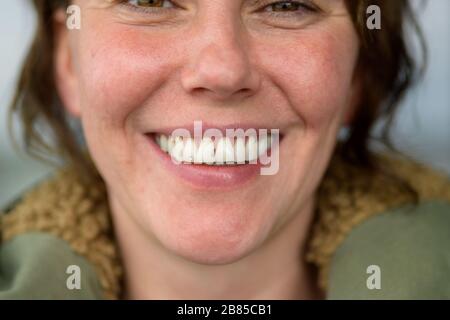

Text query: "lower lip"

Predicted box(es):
[146, 134, 265, 190]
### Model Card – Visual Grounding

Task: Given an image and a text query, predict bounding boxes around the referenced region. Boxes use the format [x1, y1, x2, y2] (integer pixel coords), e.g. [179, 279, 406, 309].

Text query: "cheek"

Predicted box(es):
[257, 30, 359, 129]
[74, 24, 180, 131]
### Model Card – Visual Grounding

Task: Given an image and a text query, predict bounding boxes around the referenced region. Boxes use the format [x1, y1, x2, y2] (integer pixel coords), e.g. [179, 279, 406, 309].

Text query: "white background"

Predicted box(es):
[1, 0, 449, 209]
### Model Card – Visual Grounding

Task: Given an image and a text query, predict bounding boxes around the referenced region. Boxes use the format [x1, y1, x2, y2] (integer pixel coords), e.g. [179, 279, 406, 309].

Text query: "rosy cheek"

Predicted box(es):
[76, 25, 178, 128]
[259, 32, 358, 129]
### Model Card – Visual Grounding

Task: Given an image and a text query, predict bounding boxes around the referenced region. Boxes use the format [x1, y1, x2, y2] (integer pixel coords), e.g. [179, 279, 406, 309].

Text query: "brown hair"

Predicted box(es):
[8, 0, 426, 195]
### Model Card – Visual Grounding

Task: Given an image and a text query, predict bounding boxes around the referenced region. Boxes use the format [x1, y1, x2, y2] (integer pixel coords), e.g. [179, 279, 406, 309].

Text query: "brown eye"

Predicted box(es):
[137, 0, 163, 7]
[127, 0, 174, 8]
[262, 0, 318, 15]
[271, 2, 301, 12]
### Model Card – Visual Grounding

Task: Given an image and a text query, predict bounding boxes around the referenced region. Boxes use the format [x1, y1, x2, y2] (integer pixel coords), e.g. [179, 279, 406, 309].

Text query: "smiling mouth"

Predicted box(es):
[150, 131, 280, 166]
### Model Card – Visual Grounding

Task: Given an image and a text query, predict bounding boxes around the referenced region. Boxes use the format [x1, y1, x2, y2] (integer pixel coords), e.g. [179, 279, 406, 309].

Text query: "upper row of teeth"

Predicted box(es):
[155, 134, 276, 165]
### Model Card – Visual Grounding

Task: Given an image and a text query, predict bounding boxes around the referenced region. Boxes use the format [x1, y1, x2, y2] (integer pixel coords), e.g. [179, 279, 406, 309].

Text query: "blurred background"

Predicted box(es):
[1, 0, 449, 209]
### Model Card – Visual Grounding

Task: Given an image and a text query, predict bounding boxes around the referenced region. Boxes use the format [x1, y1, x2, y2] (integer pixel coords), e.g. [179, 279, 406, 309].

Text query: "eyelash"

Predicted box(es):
[118, 0, 319, 17]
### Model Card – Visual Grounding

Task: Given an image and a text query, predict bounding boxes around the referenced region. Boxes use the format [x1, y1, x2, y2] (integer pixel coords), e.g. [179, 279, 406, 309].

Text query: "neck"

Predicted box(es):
[109, 195, 322, 300]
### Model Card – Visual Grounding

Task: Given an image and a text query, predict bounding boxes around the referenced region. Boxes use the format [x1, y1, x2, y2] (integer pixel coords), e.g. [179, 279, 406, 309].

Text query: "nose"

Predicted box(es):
[181, 20, 261, 102]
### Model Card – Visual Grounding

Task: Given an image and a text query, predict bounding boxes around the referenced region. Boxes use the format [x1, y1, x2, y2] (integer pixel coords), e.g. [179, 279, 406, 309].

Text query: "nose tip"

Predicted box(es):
[181, 43, 261, 101]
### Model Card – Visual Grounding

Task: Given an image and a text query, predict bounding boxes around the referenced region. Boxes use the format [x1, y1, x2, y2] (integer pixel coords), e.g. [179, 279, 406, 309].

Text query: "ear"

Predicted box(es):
[53, 8, 81, 118]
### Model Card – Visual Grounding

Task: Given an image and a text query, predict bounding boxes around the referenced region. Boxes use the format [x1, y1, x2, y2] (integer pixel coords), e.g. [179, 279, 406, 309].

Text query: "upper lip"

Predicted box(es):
[146, 122, 285, 137]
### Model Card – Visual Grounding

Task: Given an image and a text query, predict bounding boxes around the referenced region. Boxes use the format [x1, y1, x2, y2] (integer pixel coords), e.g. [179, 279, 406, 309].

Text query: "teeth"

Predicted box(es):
[171, 136, 184, 163]
[159, 134, 168, 153]
[246, 136, 258, 163]
[258, 134, 269, 157]
[197, 137, 215, 165]
[223, 137, 235, 165]
[214, 137, 226, 165]
[167, 136, 175, 153]
[182, 138, 196, 163]
[234, 137, 246, 164]
[154, 133, 276, 165]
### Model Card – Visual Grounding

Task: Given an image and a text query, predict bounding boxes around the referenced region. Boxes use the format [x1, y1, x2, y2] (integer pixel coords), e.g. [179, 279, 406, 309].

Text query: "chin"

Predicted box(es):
[148, 202, 272, 265]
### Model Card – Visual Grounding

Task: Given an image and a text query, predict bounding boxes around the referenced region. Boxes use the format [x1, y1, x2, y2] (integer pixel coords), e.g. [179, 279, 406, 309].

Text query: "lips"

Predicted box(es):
[145, 126, 282, 190]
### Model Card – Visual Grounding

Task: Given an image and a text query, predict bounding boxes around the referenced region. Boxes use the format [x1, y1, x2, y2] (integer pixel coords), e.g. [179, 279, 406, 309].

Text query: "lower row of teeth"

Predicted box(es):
[155, 134, 275, 165]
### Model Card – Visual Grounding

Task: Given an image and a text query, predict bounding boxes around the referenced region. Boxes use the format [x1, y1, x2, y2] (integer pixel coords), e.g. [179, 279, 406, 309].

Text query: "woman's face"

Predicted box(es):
[56, 0, 359, 264]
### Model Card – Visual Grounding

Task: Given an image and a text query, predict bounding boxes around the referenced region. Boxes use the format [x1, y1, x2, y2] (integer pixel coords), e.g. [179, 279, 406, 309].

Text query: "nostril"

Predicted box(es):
[237, 88, 252, 95]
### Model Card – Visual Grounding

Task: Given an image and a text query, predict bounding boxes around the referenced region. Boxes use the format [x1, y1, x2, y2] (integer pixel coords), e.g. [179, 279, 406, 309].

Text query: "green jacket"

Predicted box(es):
[1, 152, 450, 299]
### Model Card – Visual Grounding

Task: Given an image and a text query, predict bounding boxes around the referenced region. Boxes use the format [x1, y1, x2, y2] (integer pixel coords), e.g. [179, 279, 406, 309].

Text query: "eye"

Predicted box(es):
[269, 1, 303, 12]
[261, 0, 319, 15]
[121, 0, 176, 13]
[249, 0, 322, 29]
[128, 0, 173, 8]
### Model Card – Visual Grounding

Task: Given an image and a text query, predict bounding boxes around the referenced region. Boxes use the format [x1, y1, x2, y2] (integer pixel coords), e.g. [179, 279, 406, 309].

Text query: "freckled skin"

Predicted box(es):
[56, 0, 359, 269]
